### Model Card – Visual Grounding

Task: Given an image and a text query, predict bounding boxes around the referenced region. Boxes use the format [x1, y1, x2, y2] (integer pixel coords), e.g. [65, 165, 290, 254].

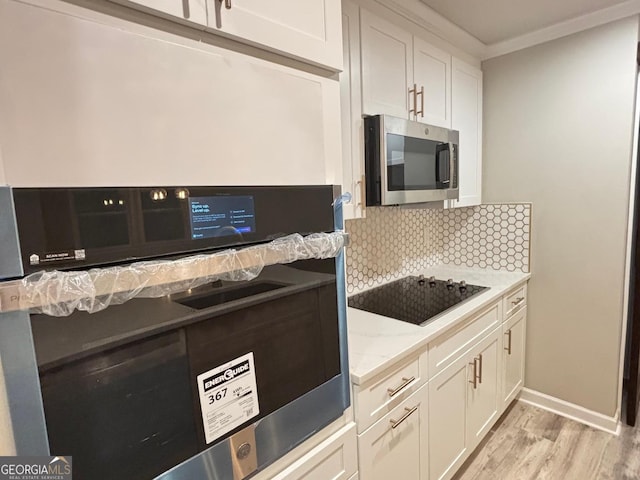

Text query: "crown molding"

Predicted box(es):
[375, 0, 487, 59]
[484, 0, 640, 60]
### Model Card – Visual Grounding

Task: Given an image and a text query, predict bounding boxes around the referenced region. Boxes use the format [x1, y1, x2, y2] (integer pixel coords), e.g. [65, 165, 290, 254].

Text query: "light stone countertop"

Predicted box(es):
[347, 265, 531, 385]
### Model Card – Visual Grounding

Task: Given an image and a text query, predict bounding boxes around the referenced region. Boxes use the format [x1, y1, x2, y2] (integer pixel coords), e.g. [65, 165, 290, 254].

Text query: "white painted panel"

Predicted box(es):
[413, 37, 451, 128]
[358, 385, 428, 480]
[503, 308, 526, 405]
[0, 0, 329, 187]
[428, 357, 467, 480]
[466, 330, 500, 450]
[111, 0, 208, 26]
[360, 8, 412, 118]
[208, 0, 342, 70]
[451, 57, 482, 208]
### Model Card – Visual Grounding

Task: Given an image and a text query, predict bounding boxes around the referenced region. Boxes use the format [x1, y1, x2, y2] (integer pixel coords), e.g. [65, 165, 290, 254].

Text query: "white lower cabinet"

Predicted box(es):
[428, 353, 468, 480]
[466, 329, 501, 450]
[270, 423, 358, 480]
[358, 384, 428, 480]
[502, 306, 527, 407]
[429, 327, 501, 480]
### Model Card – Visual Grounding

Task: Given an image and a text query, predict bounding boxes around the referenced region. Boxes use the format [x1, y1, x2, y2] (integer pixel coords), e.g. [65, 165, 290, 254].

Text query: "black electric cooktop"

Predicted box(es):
[348, 276, 488, 326]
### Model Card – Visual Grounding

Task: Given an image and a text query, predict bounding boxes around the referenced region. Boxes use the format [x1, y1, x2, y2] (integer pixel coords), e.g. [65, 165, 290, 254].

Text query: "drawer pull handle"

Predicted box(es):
[505, 329, 512, 354]
[511, 297, 525, 307]
[469, 359, 478, 389]
[390, 405, 418, 429]
[387, 376, 415, 397]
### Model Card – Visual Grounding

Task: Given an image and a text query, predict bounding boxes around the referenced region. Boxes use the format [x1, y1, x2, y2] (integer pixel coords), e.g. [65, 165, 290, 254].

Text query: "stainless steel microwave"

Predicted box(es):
[364, 114, 459, 205]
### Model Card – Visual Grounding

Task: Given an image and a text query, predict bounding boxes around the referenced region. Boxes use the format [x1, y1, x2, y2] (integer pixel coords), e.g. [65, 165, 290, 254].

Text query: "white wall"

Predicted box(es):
[483, 16, 639, 417]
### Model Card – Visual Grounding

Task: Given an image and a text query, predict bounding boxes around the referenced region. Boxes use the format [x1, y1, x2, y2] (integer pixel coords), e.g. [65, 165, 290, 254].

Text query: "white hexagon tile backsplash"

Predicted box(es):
[345, 204, 531, 293]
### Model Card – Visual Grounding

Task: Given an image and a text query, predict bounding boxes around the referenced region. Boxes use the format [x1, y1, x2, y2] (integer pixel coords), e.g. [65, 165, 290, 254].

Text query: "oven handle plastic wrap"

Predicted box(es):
[10, 232, 346, 317]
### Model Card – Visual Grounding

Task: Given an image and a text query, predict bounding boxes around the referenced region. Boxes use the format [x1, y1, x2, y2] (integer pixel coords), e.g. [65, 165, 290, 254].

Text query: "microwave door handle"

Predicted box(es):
[449, 142, 456, 187]
[436, 144, 450, 185]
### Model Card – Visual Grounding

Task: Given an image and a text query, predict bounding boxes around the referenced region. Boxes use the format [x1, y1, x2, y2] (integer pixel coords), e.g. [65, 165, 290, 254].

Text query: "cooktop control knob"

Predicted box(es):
[417, 274, 426, 285]
[428, 276, 436, 286]
[447, 278, 455, 289]
[459, 280, 467, 291]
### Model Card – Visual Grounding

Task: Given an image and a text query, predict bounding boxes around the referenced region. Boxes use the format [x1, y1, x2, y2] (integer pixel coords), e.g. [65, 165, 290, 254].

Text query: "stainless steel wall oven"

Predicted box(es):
[0, 185, 350, 480]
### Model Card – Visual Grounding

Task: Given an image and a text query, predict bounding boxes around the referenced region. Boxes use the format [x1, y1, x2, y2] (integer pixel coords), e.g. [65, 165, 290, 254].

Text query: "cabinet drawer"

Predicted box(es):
[428, 301, 501, 378]
[271, 423, 357, 480]
[357, 384, 428, 480]
[503, 283, 527, 319]
[353, 350, 428, 434]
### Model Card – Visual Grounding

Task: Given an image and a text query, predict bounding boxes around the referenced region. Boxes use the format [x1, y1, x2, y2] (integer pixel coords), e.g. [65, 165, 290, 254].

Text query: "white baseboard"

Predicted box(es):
[517, 388, 621, 435]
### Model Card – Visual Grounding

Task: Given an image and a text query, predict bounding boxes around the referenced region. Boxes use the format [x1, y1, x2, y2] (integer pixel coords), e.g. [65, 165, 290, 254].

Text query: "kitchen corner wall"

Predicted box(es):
[345, 203, 531, 294]
[482, 16, 639, 418]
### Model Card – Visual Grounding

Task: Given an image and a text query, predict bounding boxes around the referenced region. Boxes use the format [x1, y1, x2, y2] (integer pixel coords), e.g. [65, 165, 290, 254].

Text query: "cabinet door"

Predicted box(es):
[466, 329, 501, 451]
[111, 0, 208, 26]
[412, 38, 451, 128]
[0, 1, 338, 187]
[503, 307, 526, 406]
[450, 58, 482, 208]
[360, 9, 413, 119]
[207, 0, 342, 71]
[428, 355, 468, 480]
[358, 385, 428, 480]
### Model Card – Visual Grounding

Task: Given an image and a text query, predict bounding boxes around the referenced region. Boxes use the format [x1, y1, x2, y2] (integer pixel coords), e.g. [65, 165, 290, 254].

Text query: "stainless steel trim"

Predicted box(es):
[0, 187, 23, 280]
[389, 405, 418, 429]
[505, 329, 512, 355]
[0, 310, 50, 454]
[387, 376, 415, 397]
[156, 375, 347, 480]
[377, 115, 460, 205]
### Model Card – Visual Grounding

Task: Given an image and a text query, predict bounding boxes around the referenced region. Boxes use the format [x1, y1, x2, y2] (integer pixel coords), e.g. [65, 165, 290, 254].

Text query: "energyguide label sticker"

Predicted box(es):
[196, 352, 259, 444]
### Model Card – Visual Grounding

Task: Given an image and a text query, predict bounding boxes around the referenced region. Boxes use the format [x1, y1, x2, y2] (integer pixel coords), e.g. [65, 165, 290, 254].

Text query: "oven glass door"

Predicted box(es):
[386, 134, 451, 191]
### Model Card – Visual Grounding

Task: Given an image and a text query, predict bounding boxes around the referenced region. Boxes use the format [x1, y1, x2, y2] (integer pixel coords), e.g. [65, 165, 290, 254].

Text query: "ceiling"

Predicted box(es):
[419, 0, 632, 44]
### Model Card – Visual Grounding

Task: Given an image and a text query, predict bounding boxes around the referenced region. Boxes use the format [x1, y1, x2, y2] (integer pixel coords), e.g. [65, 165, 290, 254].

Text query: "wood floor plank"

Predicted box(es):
[535, 422, 611, 480]
[453, 401, 640, 480]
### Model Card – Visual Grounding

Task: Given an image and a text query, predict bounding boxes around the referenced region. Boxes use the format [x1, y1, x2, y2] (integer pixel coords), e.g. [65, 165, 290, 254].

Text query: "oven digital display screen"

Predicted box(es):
[189, 195, 256, 240]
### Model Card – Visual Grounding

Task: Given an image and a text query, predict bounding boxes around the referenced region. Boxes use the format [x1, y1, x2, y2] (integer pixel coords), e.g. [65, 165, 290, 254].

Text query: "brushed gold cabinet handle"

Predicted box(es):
[390, 405, 418, 429]
[505, 329, 512, 354]
[511, 297, 525, 307]
[387, 376, 415, 397]
[469, 359, 478, 389]
[409, 84, 417, 117]
[416, 85, 424, 118]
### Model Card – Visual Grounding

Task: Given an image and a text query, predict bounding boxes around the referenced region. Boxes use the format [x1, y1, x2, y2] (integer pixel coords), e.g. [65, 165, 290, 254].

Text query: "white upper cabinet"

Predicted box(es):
[207, 0, 343, 70]
[111, 0, 208, 26]
[450, 57, 483, 208]
[360, 8, 451, 127]
[360, 9, 413, 119]
[413, 37, 451, 128]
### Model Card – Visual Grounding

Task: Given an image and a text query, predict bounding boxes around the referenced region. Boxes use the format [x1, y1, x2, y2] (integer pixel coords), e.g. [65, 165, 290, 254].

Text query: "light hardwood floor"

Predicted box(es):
[453, 401, 640, 480]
